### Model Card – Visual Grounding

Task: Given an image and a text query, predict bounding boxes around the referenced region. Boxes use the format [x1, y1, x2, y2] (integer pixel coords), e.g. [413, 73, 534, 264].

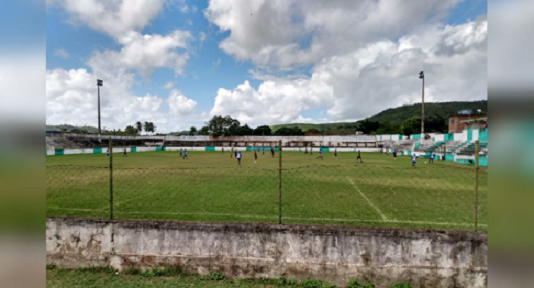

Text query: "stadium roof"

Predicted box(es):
[460, 117, 487, 124]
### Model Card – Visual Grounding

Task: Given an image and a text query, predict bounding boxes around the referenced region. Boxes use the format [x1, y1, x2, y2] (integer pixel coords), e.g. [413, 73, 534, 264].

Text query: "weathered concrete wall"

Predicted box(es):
[46, 217, 487, 288]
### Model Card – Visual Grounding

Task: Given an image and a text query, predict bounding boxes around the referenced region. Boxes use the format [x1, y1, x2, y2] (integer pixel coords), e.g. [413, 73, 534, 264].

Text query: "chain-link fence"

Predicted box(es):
[47, 157, 487, 231]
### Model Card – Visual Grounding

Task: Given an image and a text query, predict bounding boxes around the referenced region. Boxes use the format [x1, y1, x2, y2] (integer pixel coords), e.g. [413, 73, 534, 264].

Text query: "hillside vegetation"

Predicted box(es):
[270, 100, 487, 134]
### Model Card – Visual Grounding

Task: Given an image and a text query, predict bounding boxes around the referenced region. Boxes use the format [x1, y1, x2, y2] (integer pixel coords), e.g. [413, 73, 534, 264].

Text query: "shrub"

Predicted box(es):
[200, 272, 225, 281]
[300, 278, 323, 288]
[347, 279, 375, 288]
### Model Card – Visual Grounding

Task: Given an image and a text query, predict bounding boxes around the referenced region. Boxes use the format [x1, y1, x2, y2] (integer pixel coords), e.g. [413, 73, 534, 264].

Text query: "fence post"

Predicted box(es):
[109, 138, 113, 220]
[278, 140, 282, 224]
[474, 140, 479, 231]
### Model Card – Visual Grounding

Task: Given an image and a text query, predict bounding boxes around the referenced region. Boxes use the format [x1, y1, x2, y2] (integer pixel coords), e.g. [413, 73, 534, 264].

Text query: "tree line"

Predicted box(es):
[184, 115, 448, 137]
[53, 114, 448, 137]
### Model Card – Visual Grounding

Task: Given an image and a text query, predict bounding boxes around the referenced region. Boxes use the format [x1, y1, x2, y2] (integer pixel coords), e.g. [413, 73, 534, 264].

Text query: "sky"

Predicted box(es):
[46, 0, 487, 133]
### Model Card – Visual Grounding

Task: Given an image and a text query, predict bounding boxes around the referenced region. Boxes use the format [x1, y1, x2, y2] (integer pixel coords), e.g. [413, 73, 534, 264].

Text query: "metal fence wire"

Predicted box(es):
[46, 143, 487, 231]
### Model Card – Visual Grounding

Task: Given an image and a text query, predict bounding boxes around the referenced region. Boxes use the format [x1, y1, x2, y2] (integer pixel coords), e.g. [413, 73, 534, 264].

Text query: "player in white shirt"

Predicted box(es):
[411, 154, 417, 167]
[236, 151, 242, 165]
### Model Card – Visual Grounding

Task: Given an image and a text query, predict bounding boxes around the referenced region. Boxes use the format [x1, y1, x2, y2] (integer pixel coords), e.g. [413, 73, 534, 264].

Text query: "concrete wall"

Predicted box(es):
[55, 133, 377, 143]
[47, 146, 381, 156]
[46, 217, 487, 288]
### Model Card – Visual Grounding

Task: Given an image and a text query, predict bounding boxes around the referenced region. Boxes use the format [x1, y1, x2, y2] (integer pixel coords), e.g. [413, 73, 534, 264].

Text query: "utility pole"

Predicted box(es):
[419, 71, 425, 136]
[97, 79, 103, 142]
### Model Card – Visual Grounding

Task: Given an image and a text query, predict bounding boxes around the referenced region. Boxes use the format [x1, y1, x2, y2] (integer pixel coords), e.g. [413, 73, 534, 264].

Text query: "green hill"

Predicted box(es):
[269, 100, 487, 133]
[46, 124, 99, 133]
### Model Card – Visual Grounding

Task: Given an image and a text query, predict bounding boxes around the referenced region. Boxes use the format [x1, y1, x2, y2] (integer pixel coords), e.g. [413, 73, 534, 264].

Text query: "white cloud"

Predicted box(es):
[88, 30, 191, 78]
[209, 18, 487, 125]
[205, 0, 463, 69]
[49, 0, 166, 39]
[210, 79, 333, 127]
[54, 48, 70, 59]
[46, 68, 203, 132]
[46, 68, 164, 129]
[168, 89, 197, 117]
[162, 81, 174, 89]
[46, 0, 202, 132]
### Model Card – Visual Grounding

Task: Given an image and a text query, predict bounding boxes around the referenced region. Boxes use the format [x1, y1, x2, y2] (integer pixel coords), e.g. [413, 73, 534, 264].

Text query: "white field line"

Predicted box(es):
[346, 176, 387, 221]
[49, 208, 487, 227]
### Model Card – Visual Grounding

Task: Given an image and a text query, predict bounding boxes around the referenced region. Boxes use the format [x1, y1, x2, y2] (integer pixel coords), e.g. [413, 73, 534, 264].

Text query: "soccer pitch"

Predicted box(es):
[46, 151, 487, 231]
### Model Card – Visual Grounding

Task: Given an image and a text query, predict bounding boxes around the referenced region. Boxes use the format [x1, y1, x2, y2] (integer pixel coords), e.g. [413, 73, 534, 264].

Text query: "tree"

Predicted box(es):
[224, 115, 240, 136]
[143, 121, 150, 135]
[207, 115, 240, 136]
[135, 121, 143, 134]
[358, 120, 380, 134]
[235, 124, 254, 136]
[374, 121, 402, 135]
[402, 116, 421, 135]
[253, 125, 272, 136]
[189, 126, 198, 136]
[424, 116, 447, 133]
[198, 126, 210, 135]
[150, 122, 157, 135]
[125, 125, 137, 135]
[305, 128, 321, 134]
[273, 127, 304, 136]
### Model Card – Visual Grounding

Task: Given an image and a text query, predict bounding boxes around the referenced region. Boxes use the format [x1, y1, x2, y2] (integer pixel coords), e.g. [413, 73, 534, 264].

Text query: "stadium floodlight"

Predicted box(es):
[97, 79, 103, 142]
[419, 71, 424, 135]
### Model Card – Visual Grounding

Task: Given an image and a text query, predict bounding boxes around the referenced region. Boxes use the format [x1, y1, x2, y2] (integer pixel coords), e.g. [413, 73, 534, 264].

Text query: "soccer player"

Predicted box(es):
[180, 148, 182, 157]
[316, 149, 323, 160]
[411, 153, 417, 167]
[333, 148, 337, 158]
[254, 150, 258, 163]
[429, 152, 434, 164]
[262, 146, 265, 155]
[393, 149, 397, 160]
[231, 146, 234, 158]
[106, 148, 109, 157]
[183, 149, 188, 160]
[356, 150, 363, 163]
[236, 151, 242, 165]
[271, 146, 275, 158]
[310, 146, 313, 155]
[222, 147, 224, 154]
[123, 147, 127, 157]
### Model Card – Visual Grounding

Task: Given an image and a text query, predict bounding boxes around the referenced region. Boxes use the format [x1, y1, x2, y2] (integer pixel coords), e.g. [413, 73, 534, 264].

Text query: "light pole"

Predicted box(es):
[419, 71, 424, 136]
[97, 79, 103, 142]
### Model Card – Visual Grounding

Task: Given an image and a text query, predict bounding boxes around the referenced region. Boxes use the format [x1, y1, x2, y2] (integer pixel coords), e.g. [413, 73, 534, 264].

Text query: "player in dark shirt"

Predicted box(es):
[356, 150, 363, 163]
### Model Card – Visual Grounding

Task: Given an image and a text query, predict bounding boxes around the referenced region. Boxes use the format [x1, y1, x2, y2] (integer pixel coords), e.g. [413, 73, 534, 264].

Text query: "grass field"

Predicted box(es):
[46, 151, 487, 230]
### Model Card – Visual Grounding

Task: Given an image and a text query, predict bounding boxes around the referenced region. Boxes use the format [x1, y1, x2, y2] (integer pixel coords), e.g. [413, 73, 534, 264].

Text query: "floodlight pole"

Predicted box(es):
[419, 71, 425, 136]
[97, 79, 103, 142]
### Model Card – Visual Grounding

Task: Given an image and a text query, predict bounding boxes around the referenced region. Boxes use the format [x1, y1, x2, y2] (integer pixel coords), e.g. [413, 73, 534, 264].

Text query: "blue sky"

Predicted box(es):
[46, 0, 487, 132]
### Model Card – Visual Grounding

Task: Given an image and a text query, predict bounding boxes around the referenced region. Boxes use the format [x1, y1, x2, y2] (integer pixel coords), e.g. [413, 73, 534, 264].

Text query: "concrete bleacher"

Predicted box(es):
[390, 139, 417, 151]
[457, 141, 488, 157]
